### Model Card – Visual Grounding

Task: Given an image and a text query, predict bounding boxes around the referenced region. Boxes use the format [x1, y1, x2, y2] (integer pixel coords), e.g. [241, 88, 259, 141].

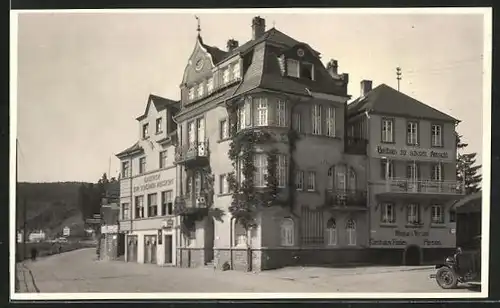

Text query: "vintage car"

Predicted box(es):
[430, 235, 481, 289]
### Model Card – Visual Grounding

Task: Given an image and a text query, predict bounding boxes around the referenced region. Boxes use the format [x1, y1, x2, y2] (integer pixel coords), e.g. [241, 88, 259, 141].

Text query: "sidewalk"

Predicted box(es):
[16, 262, 39, 293]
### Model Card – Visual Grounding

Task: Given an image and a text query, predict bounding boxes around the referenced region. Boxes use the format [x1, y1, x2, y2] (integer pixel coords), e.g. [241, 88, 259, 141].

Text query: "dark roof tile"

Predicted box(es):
[347, 84, 458, 122]
[116, 141, 144, 158]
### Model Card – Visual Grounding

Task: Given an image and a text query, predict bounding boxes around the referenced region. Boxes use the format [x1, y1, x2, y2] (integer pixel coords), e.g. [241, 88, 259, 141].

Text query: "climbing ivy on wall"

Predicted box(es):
[225, 101, 301, 230]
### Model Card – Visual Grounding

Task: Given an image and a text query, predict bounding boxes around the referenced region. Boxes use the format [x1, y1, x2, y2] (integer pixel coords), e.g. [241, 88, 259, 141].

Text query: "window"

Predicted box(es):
[407, 204, 420, 224]
[197, 82, 204, 98]
[159, 150, 167, 169]
[197, 118, 205, 144]
[336, 165, 347, 191]
[207, 77, 214, 93]
[327, 167, 334, 191]
[312, 104, 322, 135]
[222, 68, 230, 84]
[234, 221, 246, 246]
[142, 123, 149, 139]
[256, 98, 268, 126]
[219, 119, 229, 140]
[431, 124, 443, 147]
[286, 58, 300, 77]
[382, 119, 394, 143]
[219, 174, 229, 194]
[431, 205, 444, 224]
[449, 210, 456, 223]
[194, 171, 202, 196]
[407, 121, 419, 145]
[239, 103, 247, 130]
[346, 219, 356, 246]
[277, 154, 287, 188]
[187, 120, 196, 145]
[135, 196, 144, 219]
[381, 160, 394, 179]
[406, 163, 420, 180]
[277, 100, 286, 127]
[381, 203, 395, 224]
[156, 118, 163, 134]
[295, 170, 304, 190]
[237, 159, 244, 184]
[326, 218, 337, 246]
[232, 62, 240, 80]
[280, 218, 294, 246]
[292, 112, 301, 132]
[326, 106, 336, 137]
[348, 168, 357, 190]
[121, 203, 130, 220]
[254, 153, 268, 187]
[188, 87, 195, 100]
[300, 62, 314, 80]
[161, 190, 173, 216]
[139, 157, 146, 174]
[121, 161, 130, 178]
[307, 171, 316, 191]
[147, 193, 158, 217]
[431, 163, 443, 181]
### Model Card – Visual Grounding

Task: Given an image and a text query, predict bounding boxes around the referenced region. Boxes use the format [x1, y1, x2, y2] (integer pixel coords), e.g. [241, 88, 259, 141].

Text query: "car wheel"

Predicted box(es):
[436, 267, 458, 289]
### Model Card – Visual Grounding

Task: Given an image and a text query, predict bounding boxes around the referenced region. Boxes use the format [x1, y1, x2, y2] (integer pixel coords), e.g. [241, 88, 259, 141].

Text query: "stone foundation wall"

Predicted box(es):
[178, 248, 205, 268]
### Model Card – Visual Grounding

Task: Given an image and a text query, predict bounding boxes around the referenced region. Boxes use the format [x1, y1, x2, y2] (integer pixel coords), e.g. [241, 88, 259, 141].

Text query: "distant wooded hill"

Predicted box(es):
[16, 177, 115, 237]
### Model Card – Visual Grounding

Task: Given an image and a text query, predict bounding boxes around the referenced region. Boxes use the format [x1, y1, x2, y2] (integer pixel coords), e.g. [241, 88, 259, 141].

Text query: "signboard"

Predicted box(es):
[370, 227, 455, 248]
[93, 214, 101, 219]
[133, 172, 174, 193]
[101, 225, 119, 234]
[158, 229, 163, 245]
[63, 227, 70, 237]
[162, 218, 175, 229]
[373, 145, 453, 162]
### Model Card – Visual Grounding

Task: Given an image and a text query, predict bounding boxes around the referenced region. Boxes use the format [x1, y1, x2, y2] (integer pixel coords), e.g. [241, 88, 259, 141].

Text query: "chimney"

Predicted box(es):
[360, 80, 372, 97]
[226, 39, 239, 52]
[252, 16, 266, 40]
[326, 59, 338, 76]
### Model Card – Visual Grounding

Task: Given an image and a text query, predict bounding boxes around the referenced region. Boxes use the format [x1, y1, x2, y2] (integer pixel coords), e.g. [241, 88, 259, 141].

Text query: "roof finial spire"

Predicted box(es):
[195, 15, 201, 36]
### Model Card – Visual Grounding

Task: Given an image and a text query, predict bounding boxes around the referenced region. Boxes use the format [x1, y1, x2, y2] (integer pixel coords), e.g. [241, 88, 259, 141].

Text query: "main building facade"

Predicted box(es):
[116, 16, 464, 271]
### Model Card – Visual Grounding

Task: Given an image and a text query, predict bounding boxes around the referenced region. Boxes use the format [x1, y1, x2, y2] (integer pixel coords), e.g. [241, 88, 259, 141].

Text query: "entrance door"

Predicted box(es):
[127, 235, 138, 262]
[144, 235, 157, 264]
[164, 235, 173, 264]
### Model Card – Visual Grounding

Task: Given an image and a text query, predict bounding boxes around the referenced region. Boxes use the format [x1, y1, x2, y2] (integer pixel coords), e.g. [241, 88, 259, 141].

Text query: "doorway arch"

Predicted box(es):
[404, 245, 421, 265]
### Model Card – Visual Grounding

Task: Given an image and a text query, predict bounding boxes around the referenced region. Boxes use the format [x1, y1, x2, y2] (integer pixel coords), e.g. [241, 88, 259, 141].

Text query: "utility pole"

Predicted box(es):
[396, 67, 402, 92]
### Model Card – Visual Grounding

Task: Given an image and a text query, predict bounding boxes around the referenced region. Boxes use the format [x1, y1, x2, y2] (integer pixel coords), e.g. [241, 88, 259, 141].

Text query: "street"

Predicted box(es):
[17, 248, 478, 294]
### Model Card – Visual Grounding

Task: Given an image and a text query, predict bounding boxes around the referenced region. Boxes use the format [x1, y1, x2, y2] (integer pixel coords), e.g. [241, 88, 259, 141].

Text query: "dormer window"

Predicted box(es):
[142, 123, 149, 139]
[286, 58, 315, 80]
[197, 82, 204, 98]
[232, 62, 241, 80]
[156, 118, 163, 134]
[222, 68, 230, 85]
[207, 77, 214, 93]
[188, 87, 195, 100]
[287, 59, 300, 78]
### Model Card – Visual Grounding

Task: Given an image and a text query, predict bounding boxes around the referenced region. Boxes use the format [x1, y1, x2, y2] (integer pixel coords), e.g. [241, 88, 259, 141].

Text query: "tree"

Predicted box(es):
[456, 133, 482, 194]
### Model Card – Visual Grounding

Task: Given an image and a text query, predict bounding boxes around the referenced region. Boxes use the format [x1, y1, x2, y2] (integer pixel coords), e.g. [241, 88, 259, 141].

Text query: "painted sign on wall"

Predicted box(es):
[133, 172, 174, 193]
[373, 145, 453, 162]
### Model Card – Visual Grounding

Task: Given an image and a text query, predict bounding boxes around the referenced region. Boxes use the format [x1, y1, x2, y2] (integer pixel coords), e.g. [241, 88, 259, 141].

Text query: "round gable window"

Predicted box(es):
[195, 58, 204, 71]
[297, 48, 305, 57]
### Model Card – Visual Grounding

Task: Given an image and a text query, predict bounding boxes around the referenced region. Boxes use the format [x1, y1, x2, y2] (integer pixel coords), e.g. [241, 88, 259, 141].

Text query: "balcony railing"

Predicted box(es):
[174, 141, 209, 164]
[345, 137, 368, 155]
[379, 178, 465, 195]
[327, 189, 367, 207]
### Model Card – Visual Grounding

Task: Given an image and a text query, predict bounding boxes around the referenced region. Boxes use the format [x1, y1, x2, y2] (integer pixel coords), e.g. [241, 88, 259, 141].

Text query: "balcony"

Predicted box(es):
[174, 141, 209, 167]
[174, 193, 209, 216]
[376, 178, 465, 199]
[327, 189, 368, 210]
[345, 137, 367, 155]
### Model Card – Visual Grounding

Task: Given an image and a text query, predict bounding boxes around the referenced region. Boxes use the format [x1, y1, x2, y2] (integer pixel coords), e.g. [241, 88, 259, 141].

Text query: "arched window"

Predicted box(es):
[326, 218, 337, 246]
[280, 218, 294, 246]
[336, 165, 347, 191]
[234, 221, 247, 247]
[327, 167, 335, 191]
[349, 167, 357, 190]
[346, 219, 356, 246]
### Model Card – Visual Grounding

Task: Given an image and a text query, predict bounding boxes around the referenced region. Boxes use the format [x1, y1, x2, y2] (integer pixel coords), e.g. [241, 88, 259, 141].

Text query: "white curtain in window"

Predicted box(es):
[280, 218, 294, 246]
[346, 219, 356, 246]
[326, 218, 337, 246]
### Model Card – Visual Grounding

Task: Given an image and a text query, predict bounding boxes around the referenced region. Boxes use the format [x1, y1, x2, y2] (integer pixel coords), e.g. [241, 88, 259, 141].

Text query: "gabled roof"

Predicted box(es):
[347, 84, 459, 122]
[136, 94, 179, 121]
[115, 141, 144, 159]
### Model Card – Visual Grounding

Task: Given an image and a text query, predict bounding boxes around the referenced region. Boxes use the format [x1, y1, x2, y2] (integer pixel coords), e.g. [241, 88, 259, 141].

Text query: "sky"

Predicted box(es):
[14, 10, 487, 183]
